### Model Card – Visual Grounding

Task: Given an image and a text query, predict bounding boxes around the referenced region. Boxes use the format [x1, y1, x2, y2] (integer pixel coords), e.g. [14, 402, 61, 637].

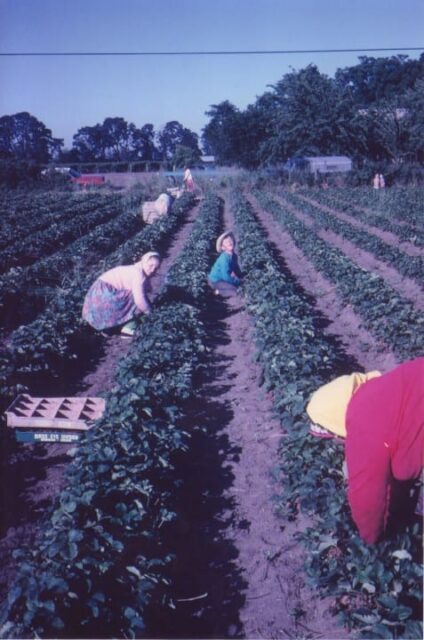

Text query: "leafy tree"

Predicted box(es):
[261, 65, 365, 163]
[360, 99, 410, 162]
[402, 78, 424, 162]
[201, 101, 245, 165]
[157, 121, 200, 160]
[335, 55, 424, 107]
[72, 118, 159, 162]
[101, 117, 135, 160]
[72, 123, 107, 161]
[0, 112, 63, 162]
[132, 124, 157, 161]
[172, 144, 201, 168]
[244, 93, 282, 168]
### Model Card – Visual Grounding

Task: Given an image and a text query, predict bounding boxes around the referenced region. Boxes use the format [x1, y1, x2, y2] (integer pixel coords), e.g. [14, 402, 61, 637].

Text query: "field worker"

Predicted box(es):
[373, 173, 380, 189]
[82, 252, 161, 337]
[183, 166, 195, 192]
[208, 231, 242, 297]
[379, 173, 386, 188]
[306, 358, 424, 544]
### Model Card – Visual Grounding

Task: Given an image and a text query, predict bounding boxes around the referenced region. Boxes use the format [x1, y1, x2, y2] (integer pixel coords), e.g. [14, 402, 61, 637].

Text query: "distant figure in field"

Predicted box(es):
[82, 252, 161, 337]
[373, 173, 380, 189]
[379, 173, 385, 188]
[208, 231, 242, 297]
[142, 193, 172, 224]
[307, 358, 424, 544]
[183, 166, 195, 192]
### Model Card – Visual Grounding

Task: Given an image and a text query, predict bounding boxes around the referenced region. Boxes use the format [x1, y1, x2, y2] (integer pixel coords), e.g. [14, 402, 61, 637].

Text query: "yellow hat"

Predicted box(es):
[216, 231, 235, 253]
[306, 371, 381, 437]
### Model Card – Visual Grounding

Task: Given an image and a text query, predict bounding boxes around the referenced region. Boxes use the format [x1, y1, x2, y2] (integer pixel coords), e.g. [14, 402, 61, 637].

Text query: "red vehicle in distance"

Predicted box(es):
[71, 173, 105, 186]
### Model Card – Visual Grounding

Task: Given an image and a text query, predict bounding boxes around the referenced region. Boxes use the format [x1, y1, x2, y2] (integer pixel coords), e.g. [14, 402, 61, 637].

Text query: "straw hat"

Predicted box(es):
[216, 231, 235, 253]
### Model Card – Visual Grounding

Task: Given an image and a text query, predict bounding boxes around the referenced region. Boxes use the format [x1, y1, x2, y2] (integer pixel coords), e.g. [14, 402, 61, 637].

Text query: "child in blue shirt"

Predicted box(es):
[208, 231, 242, 297]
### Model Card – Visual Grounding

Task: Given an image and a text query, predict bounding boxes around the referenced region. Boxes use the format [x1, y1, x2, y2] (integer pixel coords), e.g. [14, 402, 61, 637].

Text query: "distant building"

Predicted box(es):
[200, 155, 216, 168]
[286, 155, 352, 175]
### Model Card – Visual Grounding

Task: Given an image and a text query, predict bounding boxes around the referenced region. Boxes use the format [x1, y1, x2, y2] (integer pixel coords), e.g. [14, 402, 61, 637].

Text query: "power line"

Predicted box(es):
[0, 47, 423, 57]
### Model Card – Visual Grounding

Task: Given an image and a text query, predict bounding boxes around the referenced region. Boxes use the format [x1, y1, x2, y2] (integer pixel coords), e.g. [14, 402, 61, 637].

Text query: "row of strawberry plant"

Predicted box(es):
[281, 191, 424, 282]
[0, 193, 222, 639]
[300, 188, 424, 248]
[231, 189, 423, 640]
[0, 193, 124, 274]
[330, 187, 423, 231]
[0, 207, 143, 335]
[0, 194, 196, 414]
[254, 190, 424, 362]
[0, 190, 73, 240]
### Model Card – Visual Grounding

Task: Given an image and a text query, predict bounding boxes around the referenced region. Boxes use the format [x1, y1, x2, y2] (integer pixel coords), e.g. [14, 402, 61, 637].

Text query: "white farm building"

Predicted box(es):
[286, 156, 352, 175]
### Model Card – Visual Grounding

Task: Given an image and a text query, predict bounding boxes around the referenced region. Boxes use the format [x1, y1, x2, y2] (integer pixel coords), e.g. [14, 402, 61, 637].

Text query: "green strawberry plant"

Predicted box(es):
[0, 193, 223, 638]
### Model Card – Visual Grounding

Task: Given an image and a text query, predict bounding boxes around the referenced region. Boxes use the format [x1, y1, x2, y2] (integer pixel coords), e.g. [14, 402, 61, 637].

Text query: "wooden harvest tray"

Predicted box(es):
[6, 394, 106, 431]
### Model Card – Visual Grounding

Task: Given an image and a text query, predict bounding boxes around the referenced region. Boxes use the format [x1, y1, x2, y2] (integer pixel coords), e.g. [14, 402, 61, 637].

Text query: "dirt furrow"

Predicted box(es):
[274, 194, 424, 312]
[246, 191, 398, 373]
[209, 196, 350, 638]
[298, 193, 423, 257]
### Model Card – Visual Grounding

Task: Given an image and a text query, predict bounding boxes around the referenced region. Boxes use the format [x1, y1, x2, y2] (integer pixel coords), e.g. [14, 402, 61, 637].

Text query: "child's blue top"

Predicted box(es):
[208, 252, 242, 285]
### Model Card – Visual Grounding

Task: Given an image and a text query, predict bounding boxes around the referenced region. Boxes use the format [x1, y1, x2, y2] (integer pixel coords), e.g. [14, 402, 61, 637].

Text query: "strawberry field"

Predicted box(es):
[0, 178, 422, 639]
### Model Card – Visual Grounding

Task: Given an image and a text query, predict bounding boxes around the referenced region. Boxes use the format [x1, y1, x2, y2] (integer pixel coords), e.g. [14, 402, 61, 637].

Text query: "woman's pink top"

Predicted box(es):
[100, 263, 151, 312]
[346, 357, 424, 543]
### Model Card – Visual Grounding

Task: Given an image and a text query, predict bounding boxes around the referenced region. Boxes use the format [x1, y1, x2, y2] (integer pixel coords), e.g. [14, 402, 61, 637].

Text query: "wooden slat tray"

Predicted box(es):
[6, 394, 106, 431]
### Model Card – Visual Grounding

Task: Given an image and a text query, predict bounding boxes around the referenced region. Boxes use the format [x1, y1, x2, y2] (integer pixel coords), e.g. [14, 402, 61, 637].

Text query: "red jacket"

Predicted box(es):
[346, 357, 424, 544]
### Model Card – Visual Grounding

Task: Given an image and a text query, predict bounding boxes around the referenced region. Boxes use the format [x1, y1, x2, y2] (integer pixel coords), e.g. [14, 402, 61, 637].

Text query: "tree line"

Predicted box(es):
[202, 55, 424, 168]
[0, 55, 423, 170]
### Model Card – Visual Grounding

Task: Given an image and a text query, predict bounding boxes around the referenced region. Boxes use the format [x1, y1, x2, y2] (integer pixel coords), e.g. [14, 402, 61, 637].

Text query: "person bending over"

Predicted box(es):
[307, 358, 424, 544]
[82, 251, 161, 337]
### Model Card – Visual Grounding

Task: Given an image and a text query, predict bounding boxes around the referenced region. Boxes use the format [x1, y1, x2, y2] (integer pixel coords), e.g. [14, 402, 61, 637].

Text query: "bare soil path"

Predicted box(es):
[274, 194, 424, 313]
[191, 194, 351, 639]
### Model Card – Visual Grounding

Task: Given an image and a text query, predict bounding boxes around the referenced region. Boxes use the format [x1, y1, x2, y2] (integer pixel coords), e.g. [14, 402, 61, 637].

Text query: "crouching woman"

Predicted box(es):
[82, 251, 161, 337]
[208, 231, 242, 297]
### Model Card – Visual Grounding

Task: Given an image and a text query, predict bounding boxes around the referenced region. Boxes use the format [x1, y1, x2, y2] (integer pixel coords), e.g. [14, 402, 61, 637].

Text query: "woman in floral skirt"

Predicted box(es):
[82, 251, 161, 337]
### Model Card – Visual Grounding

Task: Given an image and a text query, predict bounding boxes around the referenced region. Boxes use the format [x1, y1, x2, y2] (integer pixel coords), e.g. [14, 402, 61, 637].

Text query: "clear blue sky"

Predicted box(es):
[1, 0, 423, 148]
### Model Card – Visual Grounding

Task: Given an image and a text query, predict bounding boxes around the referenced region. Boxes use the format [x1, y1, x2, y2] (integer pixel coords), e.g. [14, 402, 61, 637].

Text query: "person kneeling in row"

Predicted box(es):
[82, 251, 161, 337]
[307, 358, 423, 544]
[208, 231, 242, 297]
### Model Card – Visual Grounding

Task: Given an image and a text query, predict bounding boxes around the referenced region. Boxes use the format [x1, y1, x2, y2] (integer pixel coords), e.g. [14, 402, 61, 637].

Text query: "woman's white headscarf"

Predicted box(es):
[139, 251, 161, 273]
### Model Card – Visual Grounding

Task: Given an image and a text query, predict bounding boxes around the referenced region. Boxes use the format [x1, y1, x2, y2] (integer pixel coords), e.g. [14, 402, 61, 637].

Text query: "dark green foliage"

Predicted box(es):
[0, 193, 223, 638]
[0, 112, 63, 163]
[202, 55, 424, 169]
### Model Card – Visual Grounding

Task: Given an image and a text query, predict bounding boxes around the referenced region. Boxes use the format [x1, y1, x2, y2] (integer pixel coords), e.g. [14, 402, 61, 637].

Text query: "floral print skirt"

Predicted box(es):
[82, 279, 139, 330]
